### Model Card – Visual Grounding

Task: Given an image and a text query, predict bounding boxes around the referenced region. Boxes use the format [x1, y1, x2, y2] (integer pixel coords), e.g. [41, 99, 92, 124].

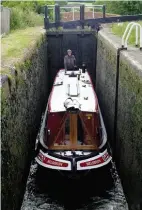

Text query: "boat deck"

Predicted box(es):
[49, 69, 98, 113]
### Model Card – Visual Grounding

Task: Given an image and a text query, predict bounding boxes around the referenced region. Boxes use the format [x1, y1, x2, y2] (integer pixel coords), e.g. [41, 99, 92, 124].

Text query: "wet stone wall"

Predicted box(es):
[1, 32, 48, 210]
[95, 28, 118, 146]
[96, 27, 142, 210]
[117, 52, 142, 210]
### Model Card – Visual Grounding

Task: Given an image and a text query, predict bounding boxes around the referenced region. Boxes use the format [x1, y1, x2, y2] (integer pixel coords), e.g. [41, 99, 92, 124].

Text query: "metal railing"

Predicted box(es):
[122, 22, 142, 50]
[85, 5, 106, 19]
[44, 4, 106, 29]
[60, 6, 80, 21]
[45, 4, 105, 22]
[60, 5, 105, 20]
[44, 4, 142, 30]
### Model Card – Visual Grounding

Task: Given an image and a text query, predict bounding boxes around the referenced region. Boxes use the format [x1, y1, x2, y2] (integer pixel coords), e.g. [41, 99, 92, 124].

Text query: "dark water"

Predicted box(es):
[21, 114, 128, 210]
[21, 160, 128, 210]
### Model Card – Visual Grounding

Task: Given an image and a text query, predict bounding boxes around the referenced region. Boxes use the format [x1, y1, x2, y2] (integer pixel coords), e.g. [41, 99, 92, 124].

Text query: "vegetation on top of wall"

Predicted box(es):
[10, 8, 43, 30]
[1, 26, 45, 72]
[94, 1, 142, 15]
[2, 1, 55, 30]
[111, 21, 142, 46]
[2, 1, 54, 13]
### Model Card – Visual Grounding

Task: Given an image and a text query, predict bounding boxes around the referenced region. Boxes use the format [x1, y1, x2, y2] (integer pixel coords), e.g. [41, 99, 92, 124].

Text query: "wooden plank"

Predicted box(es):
[55, 5, 60, 29]
[70, 113, 77, 147]
[46, 31, 95, 35]
[44, 6, 49, 29]
[80, 5, 85, 29]
[46, 15, 142, 30]
[102, 5, 106, 18]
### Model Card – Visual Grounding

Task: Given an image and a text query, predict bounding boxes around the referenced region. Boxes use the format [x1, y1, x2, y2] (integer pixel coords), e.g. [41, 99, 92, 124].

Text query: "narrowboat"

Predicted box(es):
[35, 65, 112, 177]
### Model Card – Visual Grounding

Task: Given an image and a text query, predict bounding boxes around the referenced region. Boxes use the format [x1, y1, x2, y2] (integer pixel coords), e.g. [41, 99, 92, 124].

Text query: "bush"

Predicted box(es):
[2, 1, 53, 31]
[94, 1, 142, 15]
[23, 10, 43, 27]
[10, 7, 43, 30]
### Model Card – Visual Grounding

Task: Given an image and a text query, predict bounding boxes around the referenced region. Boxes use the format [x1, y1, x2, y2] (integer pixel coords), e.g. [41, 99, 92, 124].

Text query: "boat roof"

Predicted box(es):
[48, 69, 98, 113]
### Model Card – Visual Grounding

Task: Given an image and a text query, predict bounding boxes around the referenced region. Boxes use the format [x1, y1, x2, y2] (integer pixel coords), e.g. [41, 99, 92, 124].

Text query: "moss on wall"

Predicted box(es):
[116, 55, 142, 209]
[1, 31, 48, 210]
[96, 33, 117, 145]
[96, 28, 142, 210]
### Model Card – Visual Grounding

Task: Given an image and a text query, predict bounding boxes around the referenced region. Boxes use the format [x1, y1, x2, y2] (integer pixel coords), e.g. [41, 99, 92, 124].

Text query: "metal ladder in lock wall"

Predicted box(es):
[121, 21, 142, 50]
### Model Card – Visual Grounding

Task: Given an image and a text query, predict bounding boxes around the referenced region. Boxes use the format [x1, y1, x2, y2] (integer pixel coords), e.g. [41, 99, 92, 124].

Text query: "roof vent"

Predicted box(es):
[67, 78, 80, 97]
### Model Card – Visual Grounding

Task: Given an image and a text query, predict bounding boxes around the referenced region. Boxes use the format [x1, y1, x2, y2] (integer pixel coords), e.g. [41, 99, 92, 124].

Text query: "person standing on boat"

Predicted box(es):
[64, 49, 76, 71]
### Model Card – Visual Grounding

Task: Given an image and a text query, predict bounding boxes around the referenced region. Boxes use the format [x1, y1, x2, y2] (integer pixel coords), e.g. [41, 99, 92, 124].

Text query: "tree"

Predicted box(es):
[2, 1, 55, 14]
[94, 1, 142, 15]
[55, 0, 67, 6]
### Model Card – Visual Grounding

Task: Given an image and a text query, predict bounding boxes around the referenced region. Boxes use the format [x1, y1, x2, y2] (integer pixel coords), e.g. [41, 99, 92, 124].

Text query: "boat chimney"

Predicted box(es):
[82, 63, 86, 73]
[78, 74, 80, 80]
[74, 65, 78, 71]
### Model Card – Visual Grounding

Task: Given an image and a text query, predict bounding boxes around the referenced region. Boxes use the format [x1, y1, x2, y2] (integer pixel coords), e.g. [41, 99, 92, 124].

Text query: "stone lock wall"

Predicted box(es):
[1, 32, 48, 210]
[116, 52, 142, 210]
[95, 29, 118, 146]
[96, 27, 142, 210]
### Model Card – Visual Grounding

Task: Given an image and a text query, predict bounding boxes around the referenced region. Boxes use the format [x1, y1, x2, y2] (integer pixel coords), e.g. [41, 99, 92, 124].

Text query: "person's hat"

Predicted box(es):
[67, 49, 72, 52]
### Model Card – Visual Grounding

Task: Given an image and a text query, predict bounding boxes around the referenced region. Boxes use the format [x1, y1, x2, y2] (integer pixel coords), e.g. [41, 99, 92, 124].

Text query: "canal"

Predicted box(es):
[21, 117, 128, 210]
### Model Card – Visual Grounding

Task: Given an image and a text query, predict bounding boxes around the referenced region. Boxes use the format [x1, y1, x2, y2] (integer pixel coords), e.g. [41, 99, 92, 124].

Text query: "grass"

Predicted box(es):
[1, 26, 44, 68]
[111, 21, 142, 46]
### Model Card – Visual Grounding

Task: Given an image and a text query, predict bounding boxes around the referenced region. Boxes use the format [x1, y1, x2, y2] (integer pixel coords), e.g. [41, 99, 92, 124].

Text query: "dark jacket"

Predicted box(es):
[64, 55, 76, 70]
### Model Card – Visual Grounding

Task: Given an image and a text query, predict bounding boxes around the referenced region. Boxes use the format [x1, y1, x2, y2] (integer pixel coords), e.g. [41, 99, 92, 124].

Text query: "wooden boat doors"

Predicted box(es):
[45, 111, 100, 150]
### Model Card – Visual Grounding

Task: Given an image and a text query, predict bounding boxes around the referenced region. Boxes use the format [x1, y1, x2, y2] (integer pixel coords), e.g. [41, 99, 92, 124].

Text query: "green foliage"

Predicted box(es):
[94, 1, 142, 15]
[111, 21, 142, 46]
[32, 1, 55, 14]
[10, 7, 43, 30]
[2, 1, 36, 12]
[2, 1, 55, 30]
[2, 1, 55, 13]
[57, 1, 67, 6]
